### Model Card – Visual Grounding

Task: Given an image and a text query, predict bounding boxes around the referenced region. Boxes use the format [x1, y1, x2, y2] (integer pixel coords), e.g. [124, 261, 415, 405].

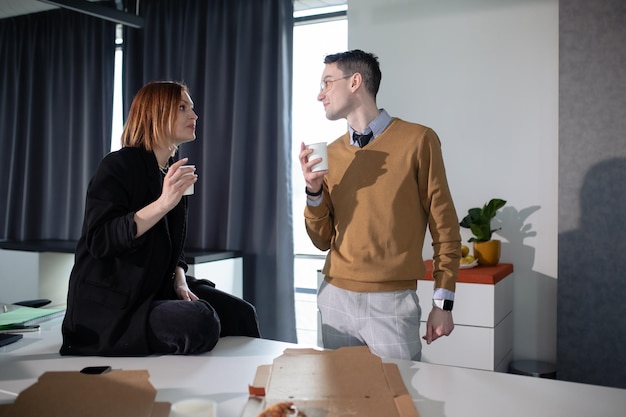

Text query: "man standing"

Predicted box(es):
[299, 50, 461, 361]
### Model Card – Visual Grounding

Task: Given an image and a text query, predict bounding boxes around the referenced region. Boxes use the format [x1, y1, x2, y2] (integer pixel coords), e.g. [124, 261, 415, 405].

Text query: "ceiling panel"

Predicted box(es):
[293, 0, 346, 12]
[0, 0, 347, 20]
[0, 0, 56, 18]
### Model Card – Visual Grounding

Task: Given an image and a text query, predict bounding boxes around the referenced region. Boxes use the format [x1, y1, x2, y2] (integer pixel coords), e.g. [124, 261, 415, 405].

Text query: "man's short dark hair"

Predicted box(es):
[324, 49, 382, 98]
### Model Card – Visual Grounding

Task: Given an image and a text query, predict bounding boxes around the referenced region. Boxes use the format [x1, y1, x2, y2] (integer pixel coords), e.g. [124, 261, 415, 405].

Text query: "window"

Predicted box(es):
[111, 24, 123, 152]
[292, 6, 347, 345]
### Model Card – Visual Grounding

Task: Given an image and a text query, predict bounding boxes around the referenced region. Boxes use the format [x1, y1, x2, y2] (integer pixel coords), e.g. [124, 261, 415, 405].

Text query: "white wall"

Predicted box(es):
[349, 0, 559, 363]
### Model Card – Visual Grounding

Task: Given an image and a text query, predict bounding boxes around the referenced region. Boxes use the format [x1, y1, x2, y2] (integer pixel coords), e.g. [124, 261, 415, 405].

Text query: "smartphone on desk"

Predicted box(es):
[0, 333, 23, 347]
[80, 366, 112, 375]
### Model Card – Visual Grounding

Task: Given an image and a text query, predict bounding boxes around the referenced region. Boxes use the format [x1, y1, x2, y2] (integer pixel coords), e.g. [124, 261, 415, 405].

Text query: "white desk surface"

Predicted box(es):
[1, 319, 625, 417]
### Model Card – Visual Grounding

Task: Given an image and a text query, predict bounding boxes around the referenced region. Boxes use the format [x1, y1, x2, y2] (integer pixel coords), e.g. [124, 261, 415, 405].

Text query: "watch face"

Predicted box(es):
[433, 299, 454, 311]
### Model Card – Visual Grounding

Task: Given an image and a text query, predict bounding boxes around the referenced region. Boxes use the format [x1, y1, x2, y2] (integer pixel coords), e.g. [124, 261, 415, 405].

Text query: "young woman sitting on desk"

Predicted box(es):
[61, 81, 260, 356]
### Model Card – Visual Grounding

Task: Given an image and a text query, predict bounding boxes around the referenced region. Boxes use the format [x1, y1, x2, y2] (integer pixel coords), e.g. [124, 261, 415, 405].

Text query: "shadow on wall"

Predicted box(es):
[557, 157, 626, 389]
[495, 204, 557, 363]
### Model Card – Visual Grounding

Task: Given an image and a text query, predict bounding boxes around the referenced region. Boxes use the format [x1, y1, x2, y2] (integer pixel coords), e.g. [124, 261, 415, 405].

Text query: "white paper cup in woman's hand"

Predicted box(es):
[307, 142, 328, 172]
[180, 165, 196, 195]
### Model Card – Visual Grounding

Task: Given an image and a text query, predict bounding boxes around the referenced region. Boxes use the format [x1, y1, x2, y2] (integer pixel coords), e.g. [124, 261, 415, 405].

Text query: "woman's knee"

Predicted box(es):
[187, 300, 221, 351]
[148, 300, 221, 355]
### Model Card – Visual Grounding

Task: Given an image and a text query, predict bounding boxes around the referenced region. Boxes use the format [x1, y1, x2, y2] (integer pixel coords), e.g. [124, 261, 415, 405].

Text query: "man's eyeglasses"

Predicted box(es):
[319, 74, 353, 93]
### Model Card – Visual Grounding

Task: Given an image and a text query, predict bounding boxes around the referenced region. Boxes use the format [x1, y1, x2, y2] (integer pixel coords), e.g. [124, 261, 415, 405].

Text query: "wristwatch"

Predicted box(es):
[305, 186, 323, 197]
[432, 299, 454, 311]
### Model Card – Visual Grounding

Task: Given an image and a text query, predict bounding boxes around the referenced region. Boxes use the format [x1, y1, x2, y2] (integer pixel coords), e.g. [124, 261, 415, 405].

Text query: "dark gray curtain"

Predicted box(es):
[0, 8, 115, 240]
[123, 0, 296, 342]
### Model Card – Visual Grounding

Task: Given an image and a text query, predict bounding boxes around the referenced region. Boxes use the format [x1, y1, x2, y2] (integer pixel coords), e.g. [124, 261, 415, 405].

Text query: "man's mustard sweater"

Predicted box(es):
[305, 118, 461, 293]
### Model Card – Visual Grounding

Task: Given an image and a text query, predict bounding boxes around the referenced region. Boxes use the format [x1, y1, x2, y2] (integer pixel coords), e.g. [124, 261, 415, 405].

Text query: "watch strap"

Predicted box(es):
[305, 186, 323, 197]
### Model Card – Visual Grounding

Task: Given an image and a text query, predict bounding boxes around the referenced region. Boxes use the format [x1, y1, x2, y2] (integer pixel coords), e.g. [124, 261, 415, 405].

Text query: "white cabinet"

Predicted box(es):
[185, 251, 243, 299]
[417, 261, 514, 372]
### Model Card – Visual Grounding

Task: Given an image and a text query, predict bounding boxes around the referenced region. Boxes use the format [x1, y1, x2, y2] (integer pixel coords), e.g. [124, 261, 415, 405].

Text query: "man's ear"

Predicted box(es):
[350, 72, 362, 91]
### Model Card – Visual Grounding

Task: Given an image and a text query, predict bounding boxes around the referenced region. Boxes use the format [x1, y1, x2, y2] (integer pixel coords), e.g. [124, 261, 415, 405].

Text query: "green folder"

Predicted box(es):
[0, 303, 65, 327]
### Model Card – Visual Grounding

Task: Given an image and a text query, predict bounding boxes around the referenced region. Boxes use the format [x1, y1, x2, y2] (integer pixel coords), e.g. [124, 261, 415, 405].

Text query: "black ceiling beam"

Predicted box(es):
[294, 10, 347, 24]
[38, 0, 143, 28]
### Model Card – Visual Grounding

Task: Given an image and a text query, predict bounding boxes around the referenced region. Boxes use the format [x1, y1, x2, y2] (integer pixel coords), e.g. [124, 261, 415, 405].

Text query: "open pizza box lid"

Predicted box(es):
[0, 370, 170, 417]
[244, 346, 420, 417]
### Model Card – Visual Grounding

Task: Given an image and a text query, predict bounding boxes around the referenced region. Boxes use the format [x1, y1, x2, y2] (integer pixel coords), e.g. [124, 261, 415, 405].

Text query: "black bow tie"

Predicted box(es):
[353, 131, 373, 148]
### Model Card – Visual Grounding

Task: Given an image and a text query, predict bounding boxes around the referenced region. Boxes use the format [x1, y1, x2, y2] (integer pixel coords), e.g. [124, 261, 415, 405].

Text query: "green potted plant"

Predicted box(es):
[459, 198, 506, 265]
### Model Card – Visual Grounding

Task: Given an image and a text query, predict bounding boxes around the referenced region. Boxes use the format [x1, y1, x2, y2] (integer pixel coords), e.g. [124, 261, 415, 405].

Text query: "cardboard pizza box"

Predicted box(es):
[245, 346, 420, 417]
[0, 370, 169, 417]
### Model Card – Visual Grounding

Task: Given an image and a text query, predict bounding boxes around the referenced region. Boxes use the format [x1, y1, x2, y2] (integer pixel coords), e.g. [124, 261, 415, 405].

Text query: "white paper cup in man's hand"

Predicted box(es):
[307, 142, 328, 172]
[180, 165, 196, 196]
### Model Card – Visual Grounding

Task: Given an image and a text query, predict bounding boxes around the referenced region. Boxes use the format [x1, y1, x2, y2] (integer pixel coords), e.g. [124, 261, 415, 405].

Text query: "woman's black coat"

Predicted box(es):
[61, 147, 187, 356]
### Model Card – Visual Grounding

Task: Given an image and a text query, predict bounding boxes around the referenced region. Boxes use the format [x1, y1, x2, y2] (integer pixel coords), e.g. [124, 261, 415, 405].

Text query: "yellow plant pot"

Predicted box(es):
[473, 240, 501, 266]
